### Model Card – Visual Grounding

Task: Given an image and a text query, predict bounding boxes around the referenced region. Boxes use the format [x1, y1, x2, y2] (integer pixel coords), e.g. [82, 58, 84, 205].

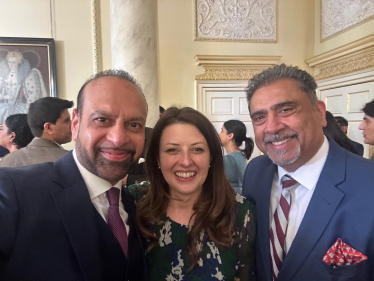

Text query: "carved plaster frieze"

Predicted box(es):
[307, 34, 374, 80]
[321, 0, 374, 41]
[195, 69, 263, 80]
[195, 55, 281, 80]
[194, 0, 277, 42]
[315, 51, 374, 80]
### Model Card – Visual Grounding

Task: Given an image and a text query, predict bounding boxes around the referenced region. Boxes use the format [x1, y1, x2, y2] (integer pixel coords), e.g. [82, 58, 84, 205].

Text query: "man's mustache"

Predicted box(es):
[264, 133, 299, 144]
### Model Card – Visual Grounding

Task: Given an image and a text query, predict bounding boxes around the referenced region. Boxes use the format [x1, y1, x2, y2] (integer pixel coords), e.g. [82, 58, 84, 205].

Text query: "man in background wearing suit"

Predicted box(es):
[359, 99, 374, 160]
[0, 97, 73, 167]
[242, 64, 374, 281]
[334, 116, 364, 156]
[0, 70, 149, 280]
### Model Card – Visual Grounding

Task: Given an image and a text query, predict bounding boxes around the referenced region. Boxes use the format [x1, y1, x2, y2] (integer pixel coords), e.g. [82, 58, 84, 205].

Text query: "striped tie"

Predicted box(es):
[270, 175, 297, 280]
[107, 187, 128, 257]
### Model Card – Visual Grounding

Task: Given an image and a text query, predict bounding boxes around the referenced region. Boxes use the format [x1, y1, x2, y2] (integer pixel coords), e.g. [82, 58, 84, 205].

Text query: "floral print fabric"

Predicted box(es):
[148, 194, 256, 281]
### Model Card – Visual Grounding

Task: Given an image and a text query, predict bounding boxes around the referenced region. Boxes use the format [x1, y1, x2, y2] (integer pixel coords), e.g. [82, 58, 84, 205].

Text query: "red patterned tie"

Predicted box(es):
[270, 175, 297, 280]
[106, 187, 128, 257]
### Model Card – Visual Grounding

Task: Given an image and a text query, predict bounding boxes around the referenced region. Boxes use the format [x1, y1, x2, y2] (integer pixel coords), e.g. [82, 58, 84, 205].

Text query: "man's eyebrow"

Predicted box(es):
[271, 101, 297, 111]
[89, 110, 114, 119]
[88, 111, 145, 123]
[127, 116, 146, 123]
[250, 101, 297, 118]
[250, 109, 267, 118]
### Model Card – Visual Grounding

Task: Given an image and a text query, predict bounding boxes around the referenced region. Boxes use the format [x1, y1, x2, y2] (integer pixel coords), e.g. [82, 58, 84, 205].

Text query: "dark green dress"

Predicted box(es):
[148, 194, 256, 281]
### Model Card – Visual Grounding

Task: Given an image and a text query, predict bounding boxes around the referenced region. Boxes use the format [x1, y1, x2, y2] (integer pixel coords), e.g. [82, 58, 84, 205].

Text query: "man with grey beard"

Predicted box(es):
[0, 70, 149, 281]
[242, 64, 374, 281]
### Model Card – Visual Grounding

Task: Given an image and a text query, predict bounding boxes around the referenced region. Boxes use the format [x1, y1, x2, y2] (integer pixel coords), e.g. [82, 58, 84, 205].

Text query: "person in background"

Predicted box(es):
[0, 114, 33, 157]
[219, 119, 254, 194]
[359, 99, 374, 160]
[334, 115, 364, 156]
[243, 64, 374, 281]
[0, 97, 73, 167]
[137, 107, 256, 281]
[323, 111, 360, 155]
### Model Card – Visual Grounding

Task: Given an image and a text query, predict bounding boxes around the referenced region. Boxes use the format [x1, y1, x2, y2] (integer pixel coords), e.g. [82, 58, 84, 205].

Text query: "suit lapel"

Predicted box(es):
[279, 140, 346, 280]
[51, 152, 102, 281]
[258, 162, 277, 281]
[122, 189, 149, 281]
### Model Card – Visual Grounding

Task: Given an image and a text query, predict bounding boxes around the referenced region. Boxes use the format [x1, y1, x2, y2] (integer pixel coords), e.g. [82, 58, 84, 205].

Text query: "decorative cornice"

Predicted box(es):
[306, 34, 374, 80]
[195, 55, 281, 80]
[315, 51, 374, 80]
[195, 55, 282, 68]
[195, 69, 263, 80]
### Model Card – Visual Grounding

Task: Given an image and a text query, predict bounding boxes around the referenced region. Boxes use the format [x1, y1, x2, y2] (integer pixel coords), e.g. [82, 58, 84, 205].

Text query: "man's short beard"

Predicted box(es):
[267, 146, 301, 167]
[75, 139, 137, 183]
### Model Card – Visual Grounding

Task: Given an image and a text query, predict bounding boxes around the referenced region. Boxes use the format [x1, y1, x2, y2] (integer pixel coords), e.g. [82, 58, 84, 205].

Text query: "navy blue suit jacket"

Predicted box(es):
[0, 152, 148, 281]
[242, 139, 374, 281]
[350, 139, 364, 156]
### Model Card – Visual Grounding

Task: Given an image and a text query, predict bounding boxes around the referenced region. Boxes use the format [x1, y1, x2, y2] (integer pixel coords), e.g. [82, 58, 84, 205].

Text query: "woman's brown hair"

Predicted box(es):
[137, 107, 237, 270]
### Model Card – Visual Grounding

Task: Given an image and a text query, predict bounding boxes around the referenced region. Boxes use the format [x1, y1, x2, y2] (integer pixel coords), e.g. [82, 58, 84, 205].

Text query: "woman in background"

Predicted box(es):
[0, 114, 33, 155]
[323, 111, 360, 155]
[219, 120, 254, 194]
[137, 107, 256, 281]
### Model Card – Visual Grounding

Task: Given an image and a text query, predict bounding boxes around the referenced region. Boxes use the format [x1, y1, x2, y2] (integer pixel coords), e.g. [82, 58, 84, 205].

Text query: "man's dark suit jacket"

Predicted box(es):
[0, 146, 9, 158]
[242, 139, 374, 281]
[0, 152, 149, 281]
[350, 139, 364, 156]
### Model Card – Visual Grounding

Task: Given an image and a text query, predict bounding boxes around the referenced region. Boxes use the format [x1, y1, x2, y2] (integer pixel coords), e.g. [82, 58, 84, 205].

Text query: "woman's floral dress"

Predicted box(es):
[148, 194, 256, 281]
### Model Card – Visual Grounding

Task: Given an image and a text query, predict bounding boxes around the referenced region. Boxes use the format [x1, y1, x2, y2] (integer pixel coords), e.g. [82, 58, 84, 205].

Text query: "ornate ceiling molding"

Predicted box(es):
[306, 34, 374, 80]
[195, 55, 282, 80]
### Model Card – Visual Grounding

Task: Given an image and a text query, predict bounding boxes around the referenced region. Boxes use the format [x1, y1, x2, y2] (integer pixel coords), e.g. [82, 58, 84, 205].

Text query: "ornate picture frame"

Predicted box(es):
[0, 37, 57, 124]
[194, 0, 277, 43]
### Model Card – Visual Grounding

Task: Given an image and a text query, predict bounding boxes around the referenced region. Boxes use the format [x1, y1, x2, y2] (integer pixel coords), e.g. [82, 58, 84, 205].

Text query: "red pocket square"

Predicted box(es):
[322, 238, 367, 267]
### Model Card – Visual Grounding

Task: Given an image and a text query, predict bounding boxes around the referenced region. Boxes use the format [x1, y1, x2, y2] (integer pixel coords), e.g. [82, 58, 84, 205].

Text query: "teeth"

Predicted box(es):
[175, 172, 196, 178]
[272, 138, 291, 146]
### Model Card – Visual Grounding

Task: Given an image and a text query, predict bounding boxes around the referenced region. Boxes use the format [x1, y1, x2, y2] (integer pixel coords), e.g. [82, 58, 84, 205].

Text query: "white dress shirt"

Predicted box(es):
[73, 149, 130, 235]
[270, 136, 329, 254]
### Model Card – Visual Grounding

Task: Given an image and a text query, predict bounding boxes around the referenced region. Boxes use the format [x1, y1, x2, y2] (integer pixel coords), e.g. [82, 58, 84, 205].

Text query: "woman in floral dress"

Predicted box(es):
[137, 107, 256, 281]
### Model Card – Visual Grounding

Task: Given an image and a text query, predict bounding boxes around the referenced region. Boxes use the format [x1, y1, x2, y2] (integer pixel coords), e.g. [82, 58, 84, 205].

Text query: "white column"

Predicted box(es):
[110, 0, 159, 127]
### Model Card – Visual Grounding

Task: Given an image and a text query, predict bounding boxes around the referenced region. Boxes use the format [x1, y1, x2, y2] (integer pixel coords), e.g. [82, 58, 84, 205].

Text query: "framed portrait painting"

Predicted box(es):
[0, 37, 56, 124]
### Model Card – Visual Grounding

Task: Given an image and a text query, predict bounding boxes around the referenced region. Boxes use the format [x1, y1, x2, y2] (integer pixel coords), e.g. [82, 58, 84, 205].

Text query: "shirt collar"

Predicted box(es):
[277, 136, 329, 191]
[34, 137, 63, 148]
[72, 149, 122, 199]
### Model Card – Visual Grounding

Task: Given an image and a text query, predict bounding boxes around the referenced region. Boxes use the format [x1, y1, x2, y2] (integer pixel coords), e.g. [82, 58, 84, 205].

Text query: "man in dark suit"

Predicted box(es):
[242, 64, 374, 281]
[0, 97, 73, 167]
[359, 99, 374, 161]
[334, 116, 364, 156]
[0, 70, 149, 280]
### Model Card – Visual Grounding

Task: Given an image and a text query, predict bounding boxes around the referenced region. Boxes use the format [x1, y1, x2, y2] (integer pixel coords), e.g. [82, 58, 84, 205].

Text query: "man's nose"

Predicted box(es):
[264, 114, 285, 134]
[107, 123, 130, 147]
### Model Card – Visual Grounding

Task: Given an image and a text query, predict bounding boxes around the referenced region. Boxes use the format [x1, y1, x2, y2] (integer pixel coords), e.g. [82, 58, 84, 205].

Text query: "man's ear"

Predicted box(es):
[317, 100, 327, 127]
[9, 132, 15, 143]
[228, 133, 234, 140]
[43, 122, 54, 135]
[71, 109, 80, 142]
